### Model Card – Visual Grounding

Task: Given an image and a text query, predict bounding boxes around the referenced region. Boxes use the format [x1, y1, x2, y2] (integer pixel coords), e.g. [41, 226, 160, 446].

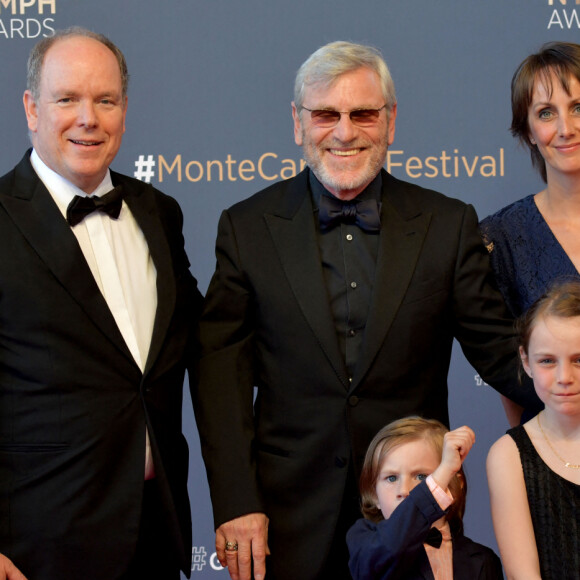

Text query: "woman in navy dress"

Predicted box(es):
[481, 41, 580, 423]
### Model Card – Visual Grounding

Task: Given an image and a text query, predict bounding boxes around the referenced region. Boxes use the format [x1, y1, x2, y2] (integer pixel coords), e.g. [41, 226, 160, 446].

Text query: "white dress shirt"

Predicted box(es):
[30, 149, 158, 479]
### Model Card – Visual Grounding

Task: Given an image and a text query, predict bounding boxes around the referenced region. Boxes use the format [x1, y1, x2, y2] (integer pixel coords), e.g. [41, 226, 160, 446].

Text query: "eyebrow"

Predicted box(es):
[379, 466, 432, 474]
[532, 96, 580, 107]
[307, 104, 384, 110]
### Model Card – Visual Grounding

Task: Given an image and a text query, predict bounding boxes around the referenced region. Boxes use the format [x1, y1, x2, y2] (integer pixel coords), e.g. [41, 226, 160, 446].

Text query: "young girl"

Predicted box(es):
[487, 279, 580, 579]
[347, 416, 503, 579]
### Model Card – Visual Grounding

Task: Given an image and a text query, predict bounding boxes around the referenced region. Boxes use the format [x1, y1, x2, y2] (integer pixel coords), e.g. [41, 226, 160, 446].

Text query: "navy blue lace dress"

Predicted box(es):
[480, 194, 579, 317]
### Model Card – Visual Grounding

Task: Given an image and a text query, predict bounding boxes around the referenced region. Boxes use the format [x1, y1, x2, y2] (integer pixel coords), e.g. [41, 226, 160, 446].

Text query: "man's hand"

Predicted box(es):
[216, 512, 269, 580]
[0, 554, 27, 580]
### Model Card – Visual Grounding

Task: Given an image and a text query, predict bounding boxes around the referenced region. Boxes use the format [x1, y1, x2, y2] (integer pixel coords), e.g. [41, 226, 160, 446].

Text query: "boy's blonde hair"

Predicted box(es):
[359, 416, 466, 533]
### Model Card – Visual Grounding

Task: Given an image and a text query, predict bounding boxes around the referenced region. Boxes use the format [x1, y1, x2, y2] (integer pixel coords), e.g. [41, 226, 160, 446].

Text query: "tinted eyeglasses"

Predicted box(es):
[301, 104, 387, 128]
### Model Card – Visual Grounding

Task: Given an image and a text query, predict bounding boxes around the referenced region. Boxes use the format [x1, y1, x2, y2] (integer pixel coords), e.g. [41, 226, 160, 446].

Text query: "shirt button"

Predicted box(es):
[346, 234, 353, 241]
[350, 281, 357, 289]
[348, 329, 356, 337]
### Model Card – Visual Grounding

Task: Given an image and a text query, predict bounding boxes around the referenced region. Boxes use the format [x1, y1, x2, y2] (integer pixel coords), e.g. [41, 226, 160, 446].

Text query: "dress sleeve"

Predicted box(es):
[480, 213, 522, 317]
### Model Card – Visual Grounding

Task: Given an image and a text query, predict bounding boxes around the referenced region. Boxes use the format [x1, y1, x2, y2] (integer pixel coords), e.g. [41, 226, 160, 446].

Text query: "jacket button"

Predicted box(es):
[348, 395, 359, 407]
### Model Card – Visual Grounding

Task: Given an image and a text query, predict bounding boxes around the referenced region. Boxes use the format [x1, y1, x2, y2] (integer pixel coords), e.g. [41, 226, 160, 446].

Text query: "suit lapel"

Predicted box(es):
[418, 550, 436, 579]
[0, 154, 135, 361]
[451, 534, 479, 577]
[113, 173, 176, 376]
[351, 171, 431, 389]
[264, 171, 349, 387]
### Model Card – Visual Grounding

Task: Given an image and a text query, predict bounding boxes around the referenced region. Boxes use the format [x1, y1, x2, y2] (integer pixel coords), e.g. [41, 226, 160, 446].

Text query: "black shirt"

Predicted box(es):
[309, 171, 382, 380]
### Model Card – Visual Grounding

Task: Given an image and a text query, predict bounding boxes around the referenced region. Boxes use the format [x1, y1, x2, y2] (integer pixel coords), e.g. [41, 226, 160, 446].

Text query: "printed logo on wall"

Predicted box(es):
[191, 547, 227, 574]
[0, 0, 56, 39]
[132, 149, 505, 186]
[547, 0, 580, 29]
[133, 152, 307, 185]
[474, 374, 490, 388]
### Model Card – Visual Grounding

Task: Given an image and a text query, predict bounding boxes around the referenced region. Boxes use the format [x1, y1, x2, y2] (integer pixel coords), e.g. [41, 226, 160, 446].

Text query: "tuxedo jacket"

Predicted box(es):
[347, 481, 503, 579]
[196, 168, 540, 579]
[0, 151, 202, 579]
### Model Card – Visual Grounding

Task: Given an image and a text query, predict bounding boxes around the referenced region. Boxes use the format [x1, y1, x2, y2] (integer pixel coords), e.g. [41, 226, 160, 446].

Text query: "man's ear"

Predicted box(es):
[291, 101, 303, 147]
[23, 90, 39, 133]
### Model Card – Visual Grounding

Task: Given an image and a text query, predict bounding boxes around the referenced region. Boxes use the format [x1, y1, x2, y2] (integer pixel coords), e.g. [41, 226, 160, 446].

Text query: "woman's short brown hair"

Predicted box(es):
[511, 41, 580, 183]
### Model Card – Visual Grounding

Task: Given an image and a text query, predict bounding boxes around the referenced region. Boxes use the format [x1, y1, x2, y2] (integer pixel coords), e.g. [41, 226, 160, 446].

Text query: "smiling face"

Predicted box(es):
[521, 314, 580, 417]
[23, 35, 127, 194]
[292, 67, 396, 201]
[527, 71, 580, 183]
[374, 438, 439, 520]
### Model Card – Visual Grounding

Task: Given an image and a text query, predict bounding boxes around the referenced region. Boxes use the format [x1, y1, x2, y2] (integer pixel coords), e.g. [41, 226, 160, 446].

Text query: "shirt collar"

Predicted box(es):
[30, 149, 114, 218]
[433, 520, 452, 542]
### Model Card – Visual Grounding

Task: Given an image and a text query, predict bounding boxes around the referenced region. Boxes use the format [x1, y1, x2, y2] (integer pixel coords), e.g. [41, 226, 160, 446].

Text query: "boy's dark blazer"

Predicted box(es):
[347, 481, 503, 579]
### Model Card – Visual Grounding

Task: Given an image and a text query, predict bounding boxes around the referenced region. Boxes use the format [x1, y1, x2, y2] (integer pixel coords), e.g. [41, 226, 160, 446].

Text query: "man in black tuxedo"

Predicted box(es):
[196, 41, 540, 580]
[0, 28, 202, 579]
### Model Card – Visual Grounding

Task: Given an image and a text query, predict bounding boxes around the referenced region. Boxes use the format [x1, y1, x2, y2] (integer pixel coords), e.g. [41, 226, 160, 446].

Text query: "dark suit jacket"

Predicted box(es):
[0, 151, 202, 579]
[196, 168, 539, 579]
[347, 481, 503, 579]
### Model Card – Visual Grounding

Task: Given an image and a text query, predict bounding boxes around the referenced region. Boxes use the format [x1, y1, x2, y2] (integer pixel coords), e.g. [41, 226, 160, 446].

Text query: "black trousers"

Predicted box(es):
[318, 462, 358, 580]
[119, 480, 182, 580]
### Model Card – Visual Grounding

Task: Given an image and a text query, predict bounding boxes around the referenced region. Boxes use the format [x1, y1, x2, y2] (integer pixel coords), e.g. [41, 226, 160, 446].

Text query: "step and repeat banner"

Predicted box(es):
[1, 0, 578, 576]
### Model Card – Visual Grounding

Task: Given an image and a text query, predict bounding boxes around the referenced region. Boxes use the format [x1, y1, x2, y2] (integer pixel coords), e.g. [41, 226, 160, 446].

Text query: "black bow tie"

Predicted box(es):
[424, 527, 443, 549]
[318, 195, 381, 233]
[66, 186, 124, 227]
